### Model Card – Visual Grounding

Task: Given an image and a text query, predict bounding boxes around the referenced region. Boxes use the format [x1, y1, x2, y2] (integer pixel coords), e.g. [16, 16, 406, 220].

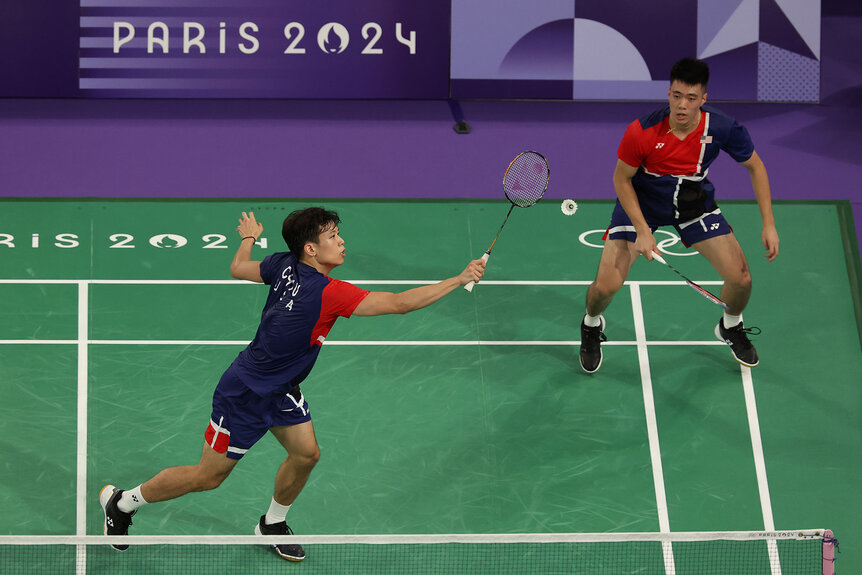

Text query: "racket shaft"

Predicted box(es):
[651, 251, 728, 309]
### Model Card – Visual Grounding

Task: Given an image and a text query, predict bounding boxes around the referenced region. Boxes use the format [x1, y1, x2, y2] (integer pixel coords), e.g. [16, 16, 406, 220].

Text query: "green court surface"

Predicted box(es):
[0, 199, 859, 573]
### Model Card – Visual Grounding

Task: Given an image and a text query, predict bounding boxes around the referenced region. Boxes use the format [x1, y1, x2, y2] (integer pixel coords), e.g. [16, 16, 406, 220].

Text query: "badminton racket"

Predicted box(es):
[651, 251, 729, 309]
[464, 151, 550, 292]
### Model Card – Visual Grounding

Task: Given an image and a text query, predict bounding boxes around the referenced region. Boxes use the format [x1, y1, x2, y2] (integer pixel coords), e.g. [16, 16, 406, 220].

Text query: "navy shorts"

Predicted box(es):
[204, 365, 311, 460]
[605, 201, 732, 247]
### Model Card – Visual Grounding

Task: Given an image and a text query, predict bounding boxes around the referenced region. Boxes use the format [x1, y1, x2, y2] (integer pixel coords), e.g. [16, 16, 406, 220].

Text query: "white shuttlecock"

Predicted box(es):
[561, 199, 578, 216]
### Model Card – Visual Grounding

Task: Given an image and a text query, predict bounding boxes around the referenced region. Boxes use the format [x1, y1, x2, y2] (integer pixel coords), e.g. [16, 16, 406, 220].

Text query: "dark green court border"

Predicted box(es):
[837, 200, 862, 350]
[3, 196, 860, 347]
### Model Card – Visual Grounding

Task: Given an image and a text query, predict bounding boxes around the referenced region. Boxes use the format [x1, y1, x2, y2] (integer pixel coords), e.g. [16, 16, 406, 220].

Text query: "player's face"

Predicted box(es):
[310, 223, 346, 267]
[668, 81, 707, 128]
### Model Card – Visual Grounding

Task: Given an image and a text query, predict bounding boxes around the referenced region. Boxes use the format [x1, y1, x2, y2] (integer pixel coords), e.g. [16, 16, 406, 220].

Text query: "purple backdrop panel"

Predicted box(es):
[79, 0, 450, 99]
[574, 0, 697, 81]
[704, 44, 758, 102]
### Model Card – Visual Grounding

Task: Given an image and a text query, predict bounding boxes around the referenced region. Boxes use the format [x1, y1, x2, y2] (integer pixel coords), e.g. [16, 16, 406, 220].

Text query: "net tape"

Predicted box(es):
[0, 530, 836, 575]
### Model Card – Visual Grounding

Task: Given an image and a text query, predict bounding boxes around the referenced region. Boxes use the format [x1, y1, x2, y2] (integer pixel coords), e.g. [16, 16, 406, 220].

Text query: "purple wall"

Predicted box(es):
[0, 16, 860, 257]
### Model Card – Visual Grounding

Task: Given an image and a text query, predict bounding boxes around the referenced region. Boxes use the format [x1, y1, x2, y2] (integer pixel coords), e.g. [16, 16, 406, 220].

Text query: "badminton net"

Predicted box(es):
[0, 529, 837, 575]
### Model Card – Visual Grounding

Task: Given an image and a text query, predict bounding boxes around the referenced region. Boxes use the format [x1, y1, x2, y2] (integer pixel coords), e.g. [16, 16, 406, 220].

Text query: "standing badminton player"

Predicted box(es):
[100, 207, 486, 561]
[579, 57, 779, 373]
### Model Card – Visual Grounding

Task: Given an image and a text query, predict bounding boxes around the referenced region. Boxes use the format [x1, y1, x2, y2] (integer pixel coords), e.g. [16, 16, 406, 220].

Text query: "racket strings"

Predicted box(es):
[503, 152, 549, 208]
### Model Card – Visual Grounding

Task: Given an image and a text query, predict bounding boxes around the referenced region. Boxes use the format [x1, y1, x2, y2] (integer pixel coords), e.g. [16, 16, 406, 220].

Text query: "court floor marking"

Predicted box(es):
[0, 339, 729, 346]
[742, 365, 781, 575]
[76, 282, 88, 575]
[2, 277, 772, 562]
[630, 283, 676, 574]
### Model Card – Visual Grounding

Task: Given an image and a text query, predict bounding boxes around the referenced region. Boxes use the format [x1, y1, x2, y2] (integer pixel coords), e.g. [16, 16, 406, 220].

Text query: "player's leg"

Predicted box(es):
[139, 443, 239, 502]
[100, 366, 266, 549]
[269, 421, 321, 507]
[586, 238, 641, 316]
[692, 232, 751, 314]
[99, 444, 238, 551]
[254, 389, 317, 561]
[688, 221, 760, 367]
[581, 237, 640, 373]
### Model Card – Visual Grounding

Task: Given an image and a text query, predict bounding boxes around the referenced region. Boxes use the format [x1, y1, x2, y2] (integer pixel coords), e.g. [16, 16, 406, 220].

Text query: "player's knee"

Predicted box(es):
[194, 467, 232, 492]
[727, 266, 752, 291]
[303, 446, 321, 468]
[590, 279, 621, 302]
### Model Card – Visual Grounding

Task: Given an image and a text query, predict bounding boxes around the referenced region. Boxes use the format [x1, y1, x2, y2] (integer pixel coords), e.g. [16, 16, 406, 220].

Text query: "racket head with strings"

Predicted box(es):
[651, 251, 729, 310]
[503, 151, 550, 208]
[464, 151, 550, 293]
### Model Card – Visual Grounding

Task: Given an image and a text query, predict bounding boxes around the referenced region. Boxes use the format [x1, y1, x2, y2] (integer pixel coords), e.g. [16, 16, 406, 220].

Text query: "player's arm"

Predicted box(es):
[353, 259, 486, 316]
[613, 159, 656, 260]
[740, 150, 779, 262]
[230, 211, 264, 283]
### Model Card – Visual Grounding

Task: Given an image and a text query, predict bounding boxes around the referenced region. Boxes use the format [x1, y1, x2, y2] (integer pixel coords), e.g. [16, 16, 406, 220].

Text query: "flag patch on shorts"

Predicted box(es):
[204, 417, 230, 453]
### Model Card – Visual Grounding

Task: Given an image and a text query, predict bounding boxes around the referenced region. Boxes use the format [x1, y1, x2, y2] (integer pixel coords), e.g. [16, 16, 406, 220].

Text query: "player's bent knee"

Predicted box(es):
[726, 269, 752, 291]
[193, 468, 232, 492]
[301, 447, 321, 468]
[590, 280, 622, 302]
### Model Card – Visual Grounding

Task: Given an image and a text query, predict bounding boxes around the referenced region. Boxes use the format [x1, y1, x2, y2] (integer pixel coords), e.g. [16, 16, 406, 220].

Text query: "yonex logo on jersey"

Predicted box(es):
[710, 223, 720, 230]
[655, 143, 665, 149]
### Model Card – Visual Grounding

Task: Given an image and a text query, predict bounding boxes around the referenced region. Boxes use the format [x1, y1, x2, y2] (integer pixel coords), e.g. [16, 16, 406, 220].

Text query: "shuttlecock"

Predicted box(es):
[561, 199, 578, 216]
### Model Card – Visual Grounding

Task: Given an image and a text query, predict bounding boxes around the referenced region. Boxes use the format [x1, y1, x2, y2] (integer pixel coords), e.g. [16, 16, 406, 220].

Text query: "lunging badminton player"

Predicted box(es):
[100, 208, 486, 561]
[579, 57, 779, 374]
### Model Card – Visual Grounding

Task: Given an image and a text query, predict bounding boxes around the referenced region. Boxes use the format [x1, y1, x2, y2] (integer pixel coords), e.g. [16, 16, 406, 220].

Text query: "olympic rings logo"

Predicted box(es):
[577, 229, 698, 257]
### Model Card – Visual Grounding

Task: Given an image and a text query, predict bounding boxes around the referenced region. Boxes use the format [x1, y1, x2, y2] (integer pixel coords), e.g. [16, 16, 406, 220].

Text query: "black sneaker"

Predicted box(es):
[255, 516, 306, 562]
[715, 319, 761, 367]
[99, 485, 134, 551]
[579, 316, 607, 374]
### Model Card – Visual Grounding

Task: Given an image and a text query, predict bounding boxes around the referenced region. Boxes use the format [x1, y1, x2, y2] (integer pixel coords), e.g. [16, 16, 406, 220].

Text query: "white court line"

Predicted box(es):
[741, 365, 781, 575]
[629, 283, 676, 575]
[4, 276, 770, 572]
[0, 339, 729, 346]
[76, 282, 88, 575]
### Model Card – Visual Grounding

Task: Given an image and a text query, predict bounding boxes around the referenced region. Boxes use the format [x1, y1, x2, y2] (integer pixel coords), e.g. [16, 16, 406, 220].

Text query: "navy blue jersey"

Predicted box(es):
[617, 104, 755, 223]
[232, 252, 369, 397]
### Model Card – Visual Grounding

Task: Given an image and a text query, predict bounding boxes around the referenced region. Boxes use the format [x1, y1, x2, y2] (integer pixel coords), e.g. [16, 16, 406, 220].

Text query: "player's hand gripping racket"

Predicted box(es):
[464, 151, 550, 292]
[651, 251, 729, 309]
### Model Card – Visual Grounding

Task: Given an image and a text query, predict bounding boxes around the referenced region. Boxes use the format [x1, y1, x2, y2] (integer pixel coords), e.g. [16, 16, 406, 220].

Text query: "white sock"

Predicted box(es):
[723, 312, 742, 329]
[264, 498, 291, 525]
[117, 485, 147, 514]
[584, 313, 602, 328]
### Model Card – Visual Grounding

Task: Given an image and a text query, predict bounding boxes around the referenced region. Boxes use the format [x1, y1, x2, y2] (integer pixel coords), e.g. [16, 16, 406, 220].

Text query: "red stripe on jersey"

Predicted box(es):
[204, 419, 230, 453]
[618, 112, 708, 176]
[308, 278, 370, 347]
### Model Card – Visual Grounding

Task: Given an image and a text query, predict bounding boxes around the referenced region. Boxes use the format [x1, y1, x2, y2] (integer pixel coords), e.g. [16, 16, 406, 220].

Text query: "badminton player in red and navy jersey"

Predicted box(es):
[99, 207, 486, 561]
[579, 57, 779, 374]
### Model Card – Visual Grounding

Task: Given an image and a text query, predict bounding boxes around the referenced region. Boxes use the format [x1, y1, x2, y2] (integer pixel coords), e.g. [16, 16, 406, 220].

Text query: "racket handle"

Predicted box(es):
[463, 252, 491, 292]
[651, 251, 667, 265]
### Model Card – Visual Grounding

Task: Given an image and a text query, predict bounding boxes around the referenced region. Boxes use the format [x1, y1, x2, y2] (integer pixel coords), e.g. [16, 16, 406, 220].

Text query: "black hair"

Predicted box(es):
[281, 207, 341, 256]
[670, 58, 709, 89]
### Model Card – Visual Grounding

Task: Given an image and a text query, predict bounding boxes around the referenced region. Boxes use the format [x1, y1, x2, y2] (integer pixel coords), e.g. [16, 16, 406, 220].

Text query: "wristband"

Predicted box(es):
[242, 236, 256, 241]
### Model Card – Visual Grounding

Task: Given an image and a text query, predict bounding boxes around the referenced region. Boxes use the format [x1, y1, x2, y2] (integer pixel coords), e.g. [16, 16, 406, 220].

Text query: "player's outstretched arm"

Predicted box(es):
[353, 258, 486, 317]
[230, 211, 264, 283]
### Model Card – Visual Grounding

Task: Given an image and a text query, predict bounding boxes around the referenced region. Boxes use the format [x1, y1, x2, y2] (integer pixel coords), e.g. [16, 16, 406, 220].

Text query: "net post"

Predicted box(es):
[822, 529, 838, 575]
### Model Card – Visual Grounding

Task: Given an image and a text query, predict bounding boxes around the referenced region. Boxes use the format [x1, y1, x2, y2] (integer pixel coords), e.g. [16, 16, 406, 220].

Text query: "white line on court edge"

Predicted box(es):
[1, 340, 729, 346]
[741, 366, 782, 575]
[629, 284, 676, 575]
[76, 282, 88, 575]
